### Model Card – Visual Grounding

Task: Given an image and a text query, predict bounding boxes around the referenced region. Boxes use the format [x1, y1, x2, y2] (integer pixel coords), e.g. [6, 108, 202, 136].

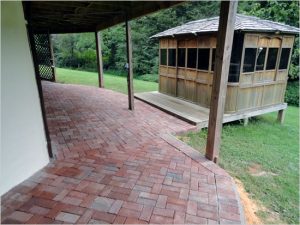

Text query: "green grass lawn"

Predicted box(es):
[56, 68, 158, 94]
[179, 107, 299, 224]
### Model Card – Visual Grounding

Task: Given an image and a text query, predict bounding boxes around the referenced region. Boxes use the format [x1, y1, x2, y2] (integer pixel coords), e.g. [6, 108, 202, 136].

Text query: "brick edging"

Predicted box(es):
[231, 178, 246, 225]
[160, 132, 246, 225]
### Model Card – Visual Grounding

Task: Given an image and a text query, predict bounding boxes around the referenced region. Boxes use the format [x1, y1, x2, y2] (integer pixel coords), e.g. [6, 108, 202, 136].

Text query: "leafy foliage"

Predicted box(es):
[135, 74, 159, 83]
[53, 1, 298, 81]
[285, 81, 299, 106]
[52, 1, 219, 75]
[52, 33, 97, 71]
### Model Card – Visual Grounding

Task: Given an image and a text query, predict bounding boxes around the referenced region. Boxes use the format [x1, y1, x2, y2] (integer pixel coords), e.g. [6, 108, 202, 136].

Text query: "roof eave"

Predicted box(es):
[240, 29, 299, 35]
[151, 28, 299, 39]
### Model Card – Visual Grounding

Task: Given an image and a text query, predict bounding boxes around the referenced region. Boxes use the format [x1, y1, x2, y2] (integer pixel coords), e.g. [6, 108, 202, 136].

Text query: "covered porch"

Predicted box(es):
[24, 0, 241, 163]
[1, 82, 244, 224]
[2, 1, 247, 224]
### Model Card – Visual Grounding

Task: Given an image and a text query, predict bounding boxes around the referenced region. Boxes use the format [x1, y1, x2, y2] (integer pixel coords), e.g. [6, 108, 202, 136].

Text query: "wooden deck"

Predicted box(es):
[134, 91, 287, 128]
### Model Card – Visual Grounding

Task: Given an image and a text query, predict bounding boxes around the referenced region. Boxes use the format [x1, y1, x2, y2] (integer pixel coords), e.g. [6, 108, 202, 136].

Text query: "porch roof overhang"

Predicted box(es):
[23, 1, 181, 34]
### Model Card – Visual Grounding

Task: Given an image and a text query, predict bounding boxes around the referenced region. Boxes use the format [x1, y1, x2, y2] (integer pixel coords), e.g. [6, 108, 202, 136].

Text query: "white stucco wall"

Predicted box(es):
[0, 1, 49, 195]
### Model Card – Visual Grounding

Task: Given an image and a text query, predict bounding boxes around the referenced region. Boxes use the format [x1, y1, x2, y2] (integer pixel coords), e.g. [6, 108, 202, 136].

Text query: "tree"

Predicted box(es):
[130, 1, 220, 75]
[52, 1, 298, 80]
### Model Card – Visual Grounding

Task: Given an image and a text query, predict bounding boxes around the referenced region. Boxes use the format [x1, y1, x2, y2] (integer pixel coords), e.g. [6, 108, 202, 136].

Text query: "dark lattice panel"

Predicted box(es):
[33, 34, 55, 81]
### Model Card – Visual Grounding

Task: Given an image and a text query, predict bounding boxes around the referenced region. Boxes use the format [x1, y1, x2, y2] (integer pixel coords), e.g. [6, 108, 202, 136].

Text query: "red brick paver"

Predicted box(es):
[1, 82, 244, 224]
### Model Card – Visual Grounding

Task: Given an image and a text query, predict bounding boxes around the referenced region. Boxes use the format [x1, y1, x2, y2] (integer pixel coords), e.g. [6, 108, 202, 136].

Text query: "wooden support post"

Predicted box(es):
[125, 18, 134, 110]
[95, 31, 104, 88]
[277, 109, 286, 124]
[205, 1, 237, 163]
[243, 117, 249, 126]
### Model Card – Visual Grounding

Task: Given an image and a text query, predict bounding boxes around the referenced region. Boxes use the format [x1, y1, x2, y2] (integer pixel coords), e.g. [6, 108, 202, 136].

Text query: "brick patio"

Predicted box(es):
[1, 82, 244, 224]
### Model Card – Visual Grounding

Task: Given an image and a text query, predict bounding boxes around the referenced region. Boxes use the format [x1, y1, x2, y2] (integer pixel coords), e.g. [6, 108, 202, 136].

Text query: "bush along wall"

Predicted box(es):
[285, 81, 299, 106]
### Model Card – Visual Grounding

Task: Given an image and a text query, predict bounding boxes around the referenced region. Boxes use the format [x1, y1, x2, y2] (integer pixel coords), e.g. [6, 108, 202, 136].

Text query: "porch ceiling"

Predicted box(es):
[23, 1, 181, 34]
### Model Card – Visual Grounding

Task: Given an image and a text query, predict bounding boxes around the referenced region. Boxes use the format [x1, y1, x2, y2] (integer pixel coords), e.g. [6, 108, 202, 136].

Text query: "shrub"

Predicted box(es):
[135, 74, 158, 83]
[285, 81, 299, 106]
[104, 69, 127, 77]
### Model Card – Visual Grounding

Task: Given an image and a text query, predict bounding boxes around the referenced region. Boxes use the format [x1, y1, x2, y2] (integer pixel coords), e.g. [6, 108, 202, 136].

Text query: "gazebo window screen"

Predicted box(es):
[33, 33, 55, 81]
[266, 48, 279, 70]
[168, 49, 176, 67]
[228, 35, 244, 82]
[241, 46, 286, 73]
[187, 48, 197, 68]
[177, 48, 186, 67]
[211, 34, 243, 82]
[256, 48, 267, 71]
[279, 48, 291, 70]
[160, 49, 167, 65]
[243, 48, 257, 73]
[197, 48, 210, 70]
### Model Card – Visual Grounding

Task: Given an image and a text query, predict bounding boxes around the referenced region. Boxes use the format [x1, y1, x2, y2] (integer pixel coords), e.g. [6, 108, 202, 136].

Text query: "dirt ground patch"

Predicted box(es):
[248, 163, 277, 177]
[235, 179, 281, 224]
[235, 178, 263, 224]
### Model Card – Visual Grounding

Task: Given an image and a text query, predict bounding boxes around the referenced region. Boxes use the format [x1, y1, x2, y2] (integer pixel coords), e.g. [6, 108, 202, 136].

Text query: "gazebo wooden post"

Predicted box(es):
[125, 18, 134, 110]
[95, 31, 104, 88]
[205, 1, 238, 163]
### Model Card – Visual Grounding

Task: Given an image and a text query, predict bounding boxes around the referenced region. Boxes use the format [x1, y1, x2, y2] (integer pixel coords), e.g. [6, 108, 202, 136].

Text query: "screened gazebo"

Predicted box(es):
[152, 14, 299, 113]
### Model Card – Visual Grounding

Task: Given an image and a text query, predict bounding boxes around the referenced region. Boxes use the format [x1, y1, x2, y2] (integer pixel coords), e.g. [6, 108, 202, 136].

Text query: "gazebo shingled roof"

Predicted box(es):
[152, 14, 300, 38]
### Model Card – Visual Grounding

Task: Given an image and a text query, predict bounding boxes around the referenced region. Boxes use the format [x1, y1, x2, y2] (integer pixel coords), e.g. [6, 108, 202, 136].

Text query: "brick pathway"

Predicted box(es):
[1, 82, 244, 224]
